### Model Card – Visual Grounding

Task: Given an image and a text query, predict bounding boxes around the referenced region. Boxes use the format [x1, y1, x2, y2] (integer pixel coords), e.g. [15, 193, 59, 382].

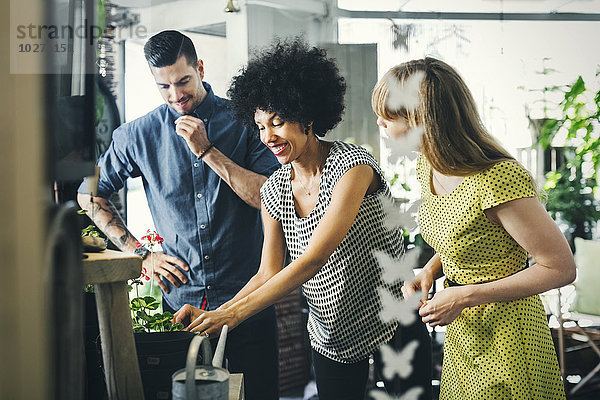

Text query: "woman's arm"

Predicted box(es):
[173, 204, 286, 326]
[420, 196, 576, 327]
[220, 205, 287, 309]
[402, 253, 443, 303]
[181, 164, 379, 335]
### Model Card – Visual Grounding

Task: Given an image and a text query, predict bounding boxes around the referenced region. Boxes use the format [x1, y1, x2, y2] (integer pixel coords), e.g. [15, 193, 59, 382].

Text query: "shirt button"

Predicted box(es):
[200, 224, 206, 229]
[197, 193, 202, 199]
[194, 162, 199, 167]
[203, 118, 208, 124]
[204, 255, 210, 260]
[206, 285, 212, 290]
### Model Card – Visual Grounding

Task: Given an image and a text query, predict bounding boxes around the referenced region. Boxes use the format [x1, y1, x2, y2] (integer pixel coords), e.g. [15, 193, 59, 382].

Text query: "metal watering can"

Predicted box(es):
[172, 325, 229, 400]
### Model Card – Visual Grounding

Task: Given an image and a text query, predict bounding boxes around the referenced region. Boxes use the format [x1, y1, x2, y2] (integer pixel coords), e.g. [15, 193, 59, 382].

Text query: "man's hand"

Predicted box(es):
[144, 251, 189, 293]
[174, 115, 212, 157]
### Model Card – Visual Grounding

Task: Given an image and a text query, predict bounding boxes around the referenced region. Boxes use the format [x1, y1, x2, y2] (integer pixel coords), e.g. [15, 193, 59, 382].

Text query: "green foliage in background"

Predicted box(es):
[537, 71, 600, 236]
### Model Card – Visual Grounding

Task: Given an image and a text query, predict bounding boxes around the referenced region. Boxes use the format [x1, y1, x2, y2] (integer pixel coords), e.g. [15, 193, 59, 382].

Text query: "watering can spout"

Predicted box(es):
[213, 325, 228, 367]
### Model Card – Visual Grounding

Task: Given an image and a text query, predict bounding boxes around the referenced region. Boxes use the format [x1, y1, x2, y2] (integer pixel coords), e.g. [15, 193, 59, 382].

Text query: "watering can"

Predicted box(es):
[172, 325, 229, 400]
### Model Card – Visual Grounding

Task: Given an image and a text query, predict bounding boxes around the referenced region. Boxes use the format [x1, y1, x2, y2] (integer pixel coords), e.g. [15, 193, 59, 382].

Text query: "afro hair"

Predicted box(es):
[227, 38, 346, 137]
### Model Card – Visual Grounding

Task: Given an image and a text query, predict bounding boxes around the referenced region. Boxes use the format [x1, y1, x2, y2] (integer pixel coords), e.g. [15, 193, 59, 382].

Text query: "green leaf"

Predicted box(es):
[137, 310, 151, 322]
[170, 322, 184, 331]
[130, 297, 146, 310]
[81, 224, 101, 238]
[143, 296, 160, 310]
[83, 284, 95, 293]
[566, 76, 586, 100]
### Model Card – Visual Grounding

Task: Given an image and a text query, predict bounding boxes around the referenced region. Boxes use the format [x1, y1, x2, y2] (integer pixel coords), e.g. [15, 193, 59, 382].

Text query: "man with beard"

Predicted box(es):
[78, 30, 280, 400]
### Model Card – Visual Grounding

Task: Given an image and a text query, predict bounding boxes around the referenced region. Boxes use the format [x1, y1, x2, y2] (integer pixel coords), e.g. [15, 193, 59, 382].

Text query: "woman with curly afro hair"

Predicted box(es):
[174, 38, 431, 400]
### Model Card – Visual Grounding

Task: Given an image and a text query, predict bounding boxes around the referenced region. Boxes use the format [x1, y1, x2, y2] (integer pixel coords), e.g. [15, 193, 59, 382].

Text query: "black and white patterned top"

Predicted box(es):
[260, 141, 404, 363]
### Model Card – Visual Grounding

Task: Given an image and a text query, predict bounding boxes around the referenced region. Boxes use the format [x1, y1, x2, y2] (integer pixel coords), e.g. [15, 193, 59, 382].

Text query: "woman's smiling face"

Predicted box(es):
[254, 109, 311, 165]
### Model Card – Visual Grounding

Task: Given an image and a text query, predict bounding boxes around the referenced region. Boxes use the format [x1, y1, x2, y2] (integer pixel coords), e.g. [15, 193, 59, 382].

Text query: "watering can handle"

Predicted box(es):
[185, 325, 229, 399]
[185, 335, 212, 399]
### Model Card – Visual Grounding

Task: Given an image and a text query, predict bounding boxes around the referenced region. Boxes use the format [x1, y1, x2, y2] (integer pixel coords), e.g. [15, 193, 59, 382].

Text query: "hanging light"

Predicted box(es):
[224, 0, 240, 13]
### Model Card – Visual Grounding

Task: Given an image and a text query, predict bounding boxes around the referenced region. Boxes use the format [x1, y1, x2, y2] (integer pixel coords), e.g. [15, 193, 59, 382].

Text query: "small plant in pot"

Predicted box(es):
[131, 230, 195, 400]
[77, 209, 107, 253]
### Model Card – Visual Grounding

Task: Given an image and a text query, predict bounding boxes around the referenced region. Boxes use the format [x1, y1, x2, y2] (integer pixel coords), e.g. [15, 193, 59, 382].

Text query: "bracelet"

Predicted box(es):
[199, 143, 214, 158]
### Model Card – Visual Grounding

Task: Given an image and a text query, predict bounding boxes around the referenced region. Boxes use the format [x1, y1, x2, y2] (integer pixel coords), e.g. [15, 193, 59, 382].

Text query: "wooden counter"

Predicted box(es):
[229, 373, 244, 400]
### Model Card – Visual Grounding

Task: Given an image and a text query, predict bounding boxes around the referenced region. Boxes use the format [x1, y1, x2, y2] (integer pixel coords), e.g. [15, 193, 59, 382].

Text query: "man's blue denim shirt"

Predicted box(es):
[79, 83, 279, 311]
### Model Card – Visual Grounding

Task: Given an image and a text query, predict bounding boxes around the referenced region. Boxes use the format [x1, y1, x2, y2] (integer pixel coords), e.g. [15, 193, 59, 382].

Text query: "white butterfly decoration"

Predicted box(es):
[374, 249, 419, 285]
[378, 287, 423, 326]
[380, 340, 420, 380]
[382, 126, 424, 163]
[368, 386, 424, 400]
[380, 194, 421, 232]
[384, 70, 424, 112]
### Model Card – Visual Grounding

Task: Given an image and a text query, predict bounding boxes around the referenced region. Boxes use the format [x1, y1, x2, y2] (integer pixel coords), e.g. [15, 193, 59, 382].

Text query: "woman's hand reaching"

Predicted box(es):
[173, 304, 240, 337]
[402, 268, 435, 306]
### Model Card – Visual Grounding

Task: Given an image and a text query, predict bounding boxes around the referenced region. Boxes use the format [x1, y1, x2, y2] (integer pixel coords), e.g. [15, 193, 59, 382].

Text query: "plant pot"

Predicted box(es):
[135, 331, 196, 400]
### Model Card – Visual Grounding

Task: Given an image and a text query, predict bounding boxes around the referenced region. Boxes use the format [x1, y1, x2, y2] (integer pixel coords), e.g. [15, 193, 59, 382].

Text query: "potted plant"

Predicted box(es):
[519, 58, 564, 146]
[535, 72, 600, 249]
[130, 230, 195, 400]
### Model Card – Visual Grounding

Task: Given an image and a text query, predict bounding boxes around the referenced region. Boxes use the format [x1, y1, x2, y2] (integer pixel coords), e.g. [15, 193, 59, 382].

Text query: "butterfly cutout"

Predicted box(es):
[380, 340, 420, 380]
[380, 194, 421, 232]
[384, 71, 424, 112]
[378, 287, 423, 326]
[368, 386, 424, 400]
[374, 249, 419, 284]
[382, 126, 424, 163]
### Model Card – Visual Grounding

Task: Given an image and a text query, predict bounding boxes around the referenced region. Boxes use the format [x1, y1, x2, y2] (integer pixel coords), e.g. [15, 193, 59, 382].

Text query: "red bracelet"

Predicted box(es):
[199, 143, 214, 158]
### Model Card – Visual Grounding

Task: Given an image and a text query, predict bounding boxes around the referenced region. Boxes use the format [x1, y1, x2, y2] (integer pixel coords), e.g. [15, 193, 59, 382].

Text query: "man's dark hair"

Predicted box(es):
[227, 37, 346, 137]
[143, 30, 198, 68]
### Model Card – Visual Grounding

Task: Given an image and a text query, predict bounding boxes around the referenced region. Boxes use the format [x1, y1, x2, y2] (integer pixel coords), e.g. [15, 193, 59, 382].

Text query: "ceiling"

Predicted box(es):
[338, 0, 600, 13]
[111, 0, 600, 14]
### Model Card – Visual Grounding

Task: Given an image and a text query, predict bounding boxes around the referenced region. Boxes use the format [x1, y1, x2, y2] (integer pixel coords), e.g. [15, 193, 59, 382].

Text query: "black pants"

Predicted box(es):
[313, 313, 431, 400]
[163, 302, 280, 400]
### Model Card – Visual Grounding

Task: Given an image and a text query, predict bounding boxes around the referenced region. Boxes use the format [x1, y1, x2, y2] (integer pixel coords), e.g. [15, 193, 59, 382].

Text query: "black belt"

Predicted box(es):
[445, 277, 463, 287]
[445, 259, 530, 288]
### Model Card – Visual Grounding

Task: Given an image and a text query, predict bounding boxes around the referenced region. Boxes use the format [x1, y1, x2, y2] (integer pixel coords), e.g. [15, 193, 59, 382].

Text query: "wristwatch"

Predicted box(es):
[134, 246, 151, 260]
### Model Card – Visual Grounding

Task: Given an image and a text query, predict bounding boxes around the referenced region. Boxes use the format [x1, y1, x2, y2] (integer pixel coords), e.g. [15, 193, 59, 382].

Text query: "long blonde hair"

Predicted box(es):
[372, 57, 515, 176]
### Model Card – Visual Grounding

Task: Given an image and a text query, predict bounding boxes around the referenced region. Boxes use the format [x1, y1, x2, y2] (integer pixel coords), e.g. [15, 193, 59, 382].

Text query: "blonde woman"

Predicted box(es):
[372, 57, 575, 399]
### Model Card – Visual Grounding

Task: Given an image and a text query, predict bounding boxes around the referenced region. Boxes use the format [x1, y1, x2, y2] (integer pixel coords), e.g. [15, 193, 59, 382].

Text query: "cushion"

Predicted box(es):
[573, 237, 600, 316]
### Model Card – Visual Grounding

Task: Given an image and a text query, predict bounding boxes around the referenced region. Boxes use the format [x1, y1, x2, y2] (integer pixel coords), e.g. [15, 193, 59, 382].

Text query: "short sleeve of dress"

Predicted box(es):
[329, 144, 385, 191]
[479, 161, 536, 210]
[415, 153, 428, 186]
[260, 168, 284, 221]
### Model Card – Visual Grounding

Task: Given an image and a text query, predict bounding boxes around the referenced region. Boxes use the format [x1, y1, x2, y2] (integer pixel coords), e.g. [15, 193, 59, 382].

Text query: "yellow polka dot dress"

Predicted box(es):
[416, 155, 565, 400]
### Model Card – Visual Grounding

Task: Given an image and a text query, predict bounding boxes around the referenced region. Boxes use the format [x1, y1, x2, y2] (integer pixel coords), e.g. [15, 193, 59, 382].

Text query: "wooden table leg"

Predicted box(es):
[95, 281, 145, 399]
